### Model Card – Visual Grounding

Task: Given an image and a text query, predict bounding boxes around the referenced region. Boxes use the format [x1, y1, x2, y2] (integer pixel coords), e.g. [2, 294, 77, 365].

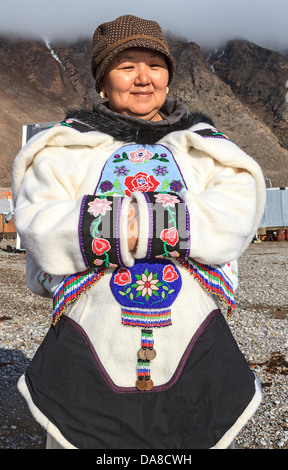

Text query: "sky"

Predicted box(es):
[1, 0, 288, 51]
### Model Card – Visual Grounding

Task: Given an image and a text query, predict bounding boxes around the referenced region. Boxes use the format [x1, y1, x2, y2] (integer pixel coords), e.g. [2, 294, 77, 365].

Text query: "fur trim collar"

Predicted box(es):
[65, 100, 214, 145]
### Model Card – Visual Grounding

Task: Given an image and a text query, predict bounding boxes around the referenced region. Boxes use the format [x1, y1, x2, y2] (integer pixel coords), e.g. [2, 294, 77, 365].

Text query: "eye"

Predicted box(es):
[150, 61, 167, 70]
[118, 63, 134, 70]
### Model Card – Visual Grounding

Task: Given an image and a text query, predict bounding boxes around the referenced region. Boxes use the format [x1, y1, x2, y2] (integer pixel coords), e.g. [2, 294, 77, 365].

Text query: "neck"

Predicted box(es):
[93, 99, 187, 127]
[108, 105, 163, 122]
[150, 112, 163, 122]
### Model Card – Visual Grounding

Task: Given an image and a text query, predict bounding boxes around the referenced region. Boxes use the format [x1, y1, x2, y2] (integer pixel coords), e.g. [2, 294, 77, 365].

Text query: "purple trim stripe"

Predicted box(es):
[78, 195, 90, 268]
[176, 192, 190, 258]
[143, 191, 153, 259]
[116, 196, 124, 267]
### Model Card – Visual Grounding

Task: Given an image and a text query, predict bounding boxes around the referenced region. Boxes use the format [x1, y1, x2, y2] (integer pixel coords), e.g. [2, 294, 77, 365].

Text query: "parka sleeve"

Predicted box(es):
[129, 170, 257, 266]
[13, 142, 133, 276]
[130, 133, 266, 266]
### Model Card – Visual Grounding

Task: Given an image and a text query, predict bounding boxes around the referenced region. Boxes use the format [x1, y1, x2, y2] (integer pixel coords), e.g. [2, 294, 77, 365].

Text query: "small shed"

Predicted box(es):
[258, 187, 288, 241]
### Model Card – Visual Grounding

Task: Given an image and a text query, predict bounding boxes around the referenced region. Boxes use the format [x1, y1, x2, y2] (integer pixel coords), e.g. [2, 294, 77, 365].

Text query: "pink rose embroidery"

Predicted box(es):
[114, 268, 132, 286]
[88, 197, 113, 217]
[92, 238, 111, 256]
[160, 228, 179, 247]
[129, 148, 153, 163]
[124, 172, 160, 197]
[154, 193, 180, 207]
[163, 265, 179, 282]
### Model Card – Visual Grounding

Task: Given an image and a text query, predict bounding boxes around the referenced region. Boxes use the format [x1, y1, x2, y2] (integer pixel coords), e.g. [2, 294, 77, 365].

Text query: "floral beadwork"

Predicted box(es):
[170, 180, 184, 193]
[91, 238, 112, 266]
[110, 260, 182, 328]
[114, 267, 132, 286]
[153, 166, 168, 177]
[160, 228, 179, 248]
[87, 197, 114, 267]
[129, 148, 153, 163]
[94, 144, 187, 197]
[154, 193, 179, 207]
[153, 193, 188, 259]
[88, 197, 112, 218]
[163, 264, 179, 282]
[117, 266, 175, 303]
[124, 172, 160, 197]
[135, 271, 160, 298]
[79, 195, 122, 269]
[114, 166, 130, 177]
[99, 181, 114, 193]
[139, 191, 190, 260]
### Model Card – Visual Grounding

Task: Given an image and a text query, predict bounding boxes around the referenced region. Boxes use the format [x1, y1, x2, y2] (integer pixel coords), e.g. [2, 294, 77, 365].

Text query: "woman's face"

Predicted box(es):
[101, 48, 169, 121]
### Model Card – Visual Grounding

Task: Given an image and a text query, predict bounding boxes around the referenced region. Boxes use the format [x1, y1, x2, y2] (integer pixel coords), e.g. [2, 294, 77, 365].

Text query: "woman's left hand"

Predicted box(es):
[127, 202, 138, 252]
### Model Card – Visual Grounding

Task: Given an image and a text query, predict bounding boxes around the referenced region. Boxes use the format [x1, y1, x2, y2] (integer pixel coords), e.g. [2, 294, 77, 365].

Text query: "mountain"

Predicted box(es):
[0, 35, 288, 188]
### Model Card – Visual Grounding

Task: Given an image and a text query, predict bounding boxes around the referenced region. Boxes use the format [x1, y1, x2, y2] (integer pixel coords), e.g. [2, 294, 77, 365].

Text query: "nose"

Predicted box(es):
[134, 64, 151, 86]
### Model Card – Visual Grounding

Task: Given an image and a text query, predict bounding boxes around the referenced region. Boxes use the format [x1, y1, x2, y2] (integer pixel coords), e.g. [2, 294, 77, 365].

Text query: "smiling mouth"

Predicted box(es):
[131, 92, 153, 97]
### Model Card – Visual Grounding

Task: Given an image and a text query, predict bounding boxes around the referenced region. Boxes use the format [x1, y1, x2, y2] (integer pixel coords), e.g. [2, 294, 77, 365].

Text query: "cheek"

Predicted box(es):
[103, 73, 132, 95]
[155, 71, 169, 90]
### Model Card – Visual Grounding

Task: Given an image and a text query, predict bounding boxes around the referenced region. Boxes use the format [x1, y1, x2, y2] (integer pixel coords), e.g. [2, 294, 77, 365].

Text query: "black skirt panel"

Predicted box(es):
[24, 310, 256, 449]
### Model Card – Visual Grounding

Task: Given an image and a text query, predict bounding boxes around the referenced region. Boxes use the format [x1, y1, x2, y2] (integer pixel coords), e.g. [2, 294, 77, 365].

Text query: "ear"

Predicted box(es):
[98, 78, 105, 98]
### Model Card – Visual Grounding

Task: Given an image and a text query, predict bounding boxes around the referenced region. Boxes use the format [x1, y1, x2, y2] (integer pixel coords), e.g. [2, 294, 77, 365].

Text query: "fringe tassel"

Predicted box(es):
[177, 257, 235, 316]
[52, 268, 105, 325]
[136, 329, 156, 391]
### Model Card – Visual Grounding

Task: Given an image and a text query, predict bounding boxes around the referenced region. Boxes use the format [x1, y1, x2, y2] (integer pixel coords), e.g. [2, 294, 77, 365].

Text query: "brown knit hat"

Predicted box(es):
[91, 15, 175, 93]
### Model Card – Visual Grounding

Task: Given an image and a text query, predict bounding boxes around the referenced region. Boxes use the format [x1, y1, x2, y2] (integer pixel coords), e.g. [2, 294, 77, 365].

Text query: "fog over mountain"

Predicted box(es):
[0, 1, 288, 188]
[1, 0, 288, 52]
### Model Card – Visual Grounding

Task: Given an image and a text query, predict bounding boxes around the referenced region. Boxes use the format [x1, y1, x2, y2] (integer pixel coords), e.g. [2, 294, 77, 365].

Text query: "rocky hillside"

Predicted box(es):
[0, 35, 288, 188]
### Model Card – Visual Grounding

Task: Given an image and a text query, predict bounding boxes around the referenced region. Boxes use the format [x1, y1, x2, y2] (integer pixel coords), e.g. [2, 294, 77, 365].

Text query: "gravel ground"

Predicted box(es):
[0, 238, 287, 450]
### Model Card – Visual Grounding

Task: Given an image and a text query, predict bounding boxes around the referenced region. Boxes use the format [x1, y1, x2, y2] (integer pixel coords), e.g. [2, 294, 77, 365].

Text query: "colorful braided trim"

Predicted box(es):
[52, 268, 105, 325]
[177, 257, 235, 316]
[121, 306, 172, 328]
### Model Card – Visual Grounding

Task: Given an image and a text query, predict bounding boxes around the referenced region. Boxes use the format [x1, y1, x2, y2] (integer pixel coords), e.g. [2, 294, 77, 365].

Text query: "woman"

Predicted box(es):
[12, 15, 266, 449]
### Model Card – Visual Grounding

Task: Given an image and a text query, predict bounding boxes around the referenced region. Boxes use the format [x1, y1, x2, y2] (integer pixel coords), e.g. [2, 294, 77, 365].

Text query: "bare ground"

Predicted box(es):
[0, 238, 287, 449]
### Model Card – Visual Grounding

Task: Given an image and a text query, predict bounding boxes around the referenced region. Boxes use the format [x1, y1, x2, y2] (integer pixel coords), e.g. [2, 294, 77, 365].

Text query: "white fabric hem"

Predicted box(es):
[18, 374, 77, 449]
